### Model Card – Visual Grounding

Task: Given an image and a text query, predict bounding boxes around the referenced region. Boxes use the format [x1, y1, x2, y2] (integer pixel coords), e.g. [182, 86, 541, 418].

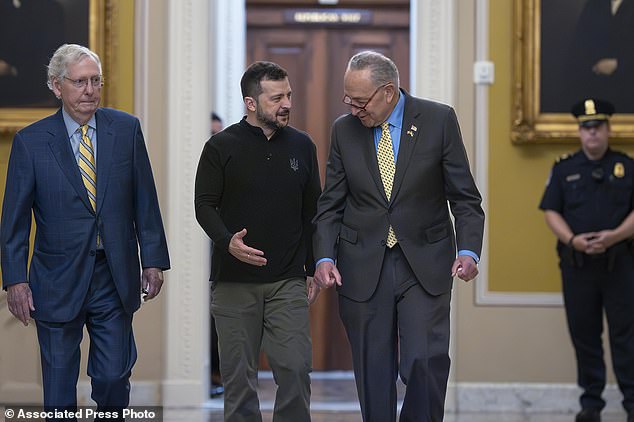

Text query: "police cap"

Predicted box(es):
[571, 98, 615, 128]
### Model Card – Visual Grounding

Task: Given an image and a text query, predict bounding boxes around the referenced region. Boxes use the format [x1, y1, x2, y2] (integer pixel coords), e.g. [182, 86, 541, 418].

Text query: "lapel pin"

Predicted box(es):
[407, 130, 414, 137]
[410, 125, 417, 132]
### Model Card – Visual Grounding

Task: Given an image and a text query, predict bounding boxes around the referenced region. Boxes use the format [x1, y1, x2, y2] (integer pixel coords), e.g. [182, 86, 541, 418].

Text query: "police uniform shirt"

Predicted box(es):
[539, 148, 634, 246]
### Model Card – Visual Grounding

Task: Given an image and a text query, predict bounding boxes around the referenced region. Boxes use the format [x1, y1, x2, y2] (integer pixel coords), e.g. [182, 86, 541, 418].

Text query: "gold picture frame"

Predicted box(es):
[0, 0, 118, 133]
[511, 0, 634, 144]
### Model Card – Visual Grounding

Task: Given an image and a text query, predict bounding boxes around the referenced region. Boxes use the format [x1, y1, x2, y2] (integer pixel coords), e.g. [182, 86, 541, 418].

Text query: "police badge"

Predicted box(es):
[614, 162, 625, 178]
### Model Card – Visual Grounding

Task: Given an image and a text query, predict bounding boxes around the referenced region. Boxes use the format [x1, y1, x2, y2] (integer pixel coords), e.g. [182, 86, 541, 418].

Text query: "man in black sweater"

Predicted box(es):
[195, 61, 321, 422]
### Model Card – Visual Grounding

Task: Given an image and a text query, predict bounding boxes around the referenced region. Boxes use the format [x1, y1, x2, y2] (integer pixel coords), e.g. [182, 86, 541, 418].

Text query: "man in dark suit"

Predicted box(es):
[1, 44, 170, 419]
[564, 0, 634, 112]
[313, 51, 484, 422]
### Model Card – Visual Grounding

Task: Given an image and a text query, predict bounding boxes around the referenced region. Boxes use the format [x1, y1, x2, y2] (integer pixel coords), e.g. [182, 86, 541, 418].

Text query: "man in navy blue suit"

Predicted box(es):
[1, 44, 170, 419]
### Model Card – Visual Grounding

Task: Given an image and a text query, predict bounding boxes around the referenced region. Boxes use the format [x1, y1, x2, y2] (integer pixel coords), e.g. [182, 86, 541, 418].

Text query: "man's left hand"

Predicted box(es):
[451, 255, 478, 282]
[585, 229, 617, 254]
[142, 268, 164, 301]
[592, 58, 618, 76]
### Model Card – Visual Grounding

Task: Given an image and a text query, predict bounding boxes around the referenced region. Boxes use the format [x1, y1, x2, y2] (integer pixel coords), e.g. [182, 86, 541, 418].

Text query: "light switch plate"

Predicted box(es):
[474, 61, 495, 85]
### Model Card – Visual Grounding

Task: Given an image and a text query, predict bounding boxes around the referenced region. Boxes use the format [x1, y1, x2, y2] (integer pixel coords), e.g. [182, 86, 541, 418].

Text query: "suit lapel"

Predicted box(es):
[361, 124, 389, 203]
[47, 110, 94, 213]
[95, 109, 115, 215]
[392, 95, 421, 201]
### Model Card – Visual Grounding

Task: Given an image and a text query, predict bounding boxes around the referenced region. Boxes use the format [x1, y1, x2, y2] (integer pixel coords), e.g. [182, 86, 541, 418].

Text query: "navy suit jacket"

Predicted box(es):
[1, 108, 170, 322]
[313, 92, 484, 301]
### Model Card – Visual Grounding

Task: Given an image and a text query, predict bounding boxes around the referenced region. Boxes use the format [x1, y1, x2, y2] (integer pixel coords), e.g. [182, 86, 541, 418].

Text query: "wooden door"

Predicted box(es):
[247, 0, 409, 370]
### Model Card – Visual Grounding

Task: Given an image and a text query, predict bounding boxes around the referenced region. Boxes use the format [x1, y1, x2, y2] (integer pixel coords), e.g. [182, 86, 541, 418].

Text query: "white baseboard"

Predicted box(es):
[0, 382, 42, 404]
[161, 380, 206, 407]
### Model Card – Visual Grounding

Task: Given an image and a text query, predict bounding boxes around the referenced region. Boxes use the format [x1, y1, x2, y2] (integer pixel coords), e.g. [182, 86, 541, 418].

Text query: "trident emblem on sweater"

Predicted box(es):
[290, 158, 299, 172]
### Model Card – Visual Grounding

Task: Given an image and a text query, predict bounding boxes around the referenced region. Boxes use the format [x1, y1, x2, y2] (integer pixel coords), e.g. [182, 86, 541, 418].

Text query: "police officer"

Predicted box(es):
[540, 99, 634, 422]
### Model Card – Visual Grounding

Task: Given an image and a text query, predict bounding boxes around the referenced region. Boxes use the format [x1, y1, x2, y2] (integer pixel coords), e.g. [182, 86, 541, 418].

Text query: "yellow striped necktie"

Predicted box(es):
[377, 122, 397, 248]
[79, 124, 97, 212]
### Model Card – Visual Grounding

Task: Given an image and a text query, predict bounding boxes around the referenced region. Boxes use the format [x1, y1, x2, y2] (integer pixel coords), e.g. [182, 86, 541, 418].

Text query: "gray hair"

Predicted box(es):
[347, 51, 399, 87]
[47, 44, 102, 91]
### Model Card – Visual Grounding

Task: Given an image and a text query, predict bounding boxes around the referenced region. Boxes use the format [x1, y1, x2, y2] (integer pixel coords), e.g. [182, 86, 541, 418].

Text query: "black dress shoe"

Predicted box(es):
[575, 408, 601, 422]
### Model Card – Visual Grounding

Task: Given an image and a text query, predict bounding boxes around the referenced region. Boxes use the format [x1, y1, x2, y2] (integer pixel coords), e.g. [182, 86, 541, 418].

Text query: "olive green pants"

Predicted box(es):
[211, 277, 312, 422]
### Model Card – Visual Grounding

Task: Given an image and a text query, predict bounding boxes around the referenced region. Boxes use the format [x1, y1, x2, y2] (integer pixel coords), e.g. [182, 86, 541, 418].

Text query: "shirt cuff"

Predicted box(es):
[458, 250, 479, 264]
[316, 258, 335, 267]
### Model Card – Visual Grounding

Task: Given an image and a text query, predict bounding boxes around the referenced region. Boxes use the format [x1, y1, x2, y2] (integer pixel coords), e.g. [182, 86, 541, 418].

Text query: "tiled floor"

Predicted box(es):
[185, 373, 628, 422]
[164, 409, 628, 422]
[3, 374, 628, 422]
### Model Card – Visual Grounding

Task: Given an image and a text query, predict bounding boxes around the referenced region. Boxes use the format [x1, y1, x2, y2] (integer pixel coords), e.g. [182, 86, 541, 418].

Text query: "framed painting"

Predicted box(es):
[0, 0, 117, 132]
[511, 0, 634, 143]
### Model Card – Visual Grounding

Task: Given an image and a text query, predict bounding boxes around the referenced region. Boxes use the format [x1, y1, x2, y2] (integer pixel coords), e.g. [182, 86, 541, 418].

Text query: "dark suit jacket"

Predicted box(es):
[1, 108, 170, 322]
[313, 92, 484, 301]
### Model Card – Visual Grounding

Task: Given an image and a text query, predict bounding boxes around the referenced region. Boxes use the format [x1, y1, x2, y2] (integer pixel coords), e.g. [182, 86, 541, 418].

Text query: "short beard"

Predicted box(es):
[256, 103, 289, 131]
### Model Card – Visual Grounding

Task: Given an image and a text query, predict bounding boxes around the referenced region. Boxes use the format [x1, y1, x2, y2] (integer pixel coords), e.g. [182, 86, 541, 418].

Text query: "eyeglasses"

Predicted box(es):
[63, 75, 104, 89]
[342, 82, 390, 111]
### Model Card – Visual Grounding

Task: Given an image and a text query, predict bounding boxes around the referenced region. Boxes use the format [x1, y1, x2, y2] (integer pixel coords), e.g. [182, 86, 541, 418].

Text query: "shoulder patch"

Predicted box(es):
[613, 150, 634, 161]
[555, 153, 572, 164]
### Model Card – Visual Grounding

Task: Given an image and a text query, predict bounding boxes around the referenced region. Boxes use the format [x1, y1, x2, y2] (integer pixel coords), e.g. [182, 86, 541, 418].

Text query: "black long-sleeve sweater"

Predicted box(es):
[195, 118, 321, 283]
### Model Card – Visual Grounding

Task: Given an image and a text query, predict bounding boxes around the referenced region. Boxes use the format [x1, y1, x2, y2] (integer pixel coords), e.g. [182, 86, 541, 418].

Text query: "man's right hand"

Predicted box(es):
[571, 232, 607, 255]
[0, 59, 17, 77]
[314, 261, 342, 289]
[228, 228, 267, 266]
[6, 283, 35, 326]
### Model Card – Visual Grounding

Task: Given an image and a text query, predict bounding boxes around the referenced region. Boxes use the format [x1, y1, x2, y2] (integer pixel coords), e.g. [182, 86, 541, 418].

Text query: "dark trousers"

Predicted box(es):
[561, 252, 634, 413]
[35, 251, 137, 421]
[339, 245, 451, 422]
[211, 315, 221, 379]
